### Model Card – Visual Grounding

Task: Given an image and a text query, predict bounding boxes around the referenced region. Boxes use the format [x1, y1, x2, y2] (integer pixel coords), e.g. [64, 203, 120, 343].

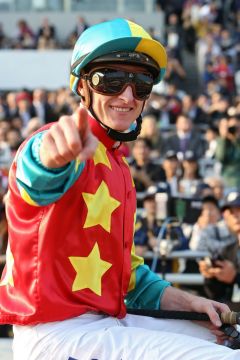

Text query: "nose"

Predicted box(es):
[119, 85, 135, 101]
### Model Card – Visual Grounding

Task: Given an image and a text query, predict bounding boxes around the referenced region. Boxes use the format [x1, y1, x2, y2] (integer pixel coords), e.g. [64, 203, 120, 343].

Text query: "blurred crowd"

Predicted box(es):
[0, 16, 89, 50]
[1, 2, 240, 335]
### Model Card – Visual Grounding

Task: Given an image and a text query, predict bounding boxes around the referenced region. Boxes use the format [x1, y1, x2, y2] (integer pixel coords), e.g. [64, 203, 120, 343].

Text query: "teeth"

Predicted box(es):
[111, 106, 131, 112]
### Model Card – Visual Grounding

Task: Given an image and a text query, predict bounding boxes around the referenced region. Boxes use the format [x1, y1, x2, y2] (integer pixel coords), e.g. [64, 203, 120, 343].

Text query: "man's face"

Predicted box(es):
[176, 115, 192, 133]
[201, 202, 221, 224]
[79, 64, 147, 132]
[143, 197, 156, 215]
[223, 207, 240, 235]
[132, 139, 150, 163]
[163, 158, 178, 175]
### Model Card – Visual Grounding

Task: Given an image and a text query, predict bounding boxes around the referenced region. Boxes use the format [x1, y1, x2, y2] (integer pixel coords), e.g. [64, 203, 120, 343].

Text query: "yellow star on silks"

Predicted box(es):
[82, 181, 120, 233]
[0, 245, 14, 287]
[93, 142, 111, 169]
[69, 242, 112, 296]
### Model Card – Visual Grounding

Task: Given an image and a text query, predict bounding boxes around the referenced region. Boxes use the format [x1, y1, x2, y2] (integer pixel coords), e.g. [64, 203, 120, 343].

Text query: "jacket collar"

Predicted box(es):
[88, 114, 118, 150]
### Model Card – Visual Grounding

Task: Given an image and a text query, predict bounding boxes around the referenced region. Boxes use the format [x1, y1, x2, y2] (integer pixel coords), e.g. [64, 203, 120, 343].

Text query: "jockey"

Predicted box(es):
[0, 18, 239, 359]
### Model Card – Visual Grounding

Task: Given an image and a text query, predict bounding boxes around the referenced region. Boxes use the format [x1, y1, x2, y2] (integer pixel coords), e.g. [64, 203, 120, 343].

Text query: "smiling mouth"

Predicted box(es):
[110, 106, 132, 112]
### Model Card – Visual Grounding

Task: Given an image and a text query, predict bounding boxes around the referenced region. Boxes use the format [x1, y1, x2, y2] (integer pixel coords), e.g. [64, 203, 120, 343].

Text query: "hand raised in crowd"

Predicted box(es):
[199, 259, 237, 283]
[209, 260, 237, 284]
[197, 210, 218, 229]
[130, 167, 153, 188]
[218, 117, 236, 141]
[39, 105, 98, 168]
[198, 259, 215, 278]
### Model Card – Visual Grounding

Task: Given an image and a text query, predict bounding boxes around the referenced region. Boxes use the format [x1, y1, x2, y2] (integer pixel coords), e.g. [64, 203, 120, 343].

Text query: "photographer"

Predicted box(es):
[190, 195, 238, 301]
[203, 192, 240, 287]
[195, 193, 240, 302]
[215, 116, 240, 191]
[134, 186, 188, 270]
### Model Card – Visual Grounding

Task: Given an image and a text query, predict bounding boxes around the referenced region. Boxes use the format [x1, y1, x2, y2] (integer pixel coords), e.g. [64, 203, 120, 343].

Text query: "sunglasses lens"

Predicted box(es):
[104, 71, 126, 94]
[134, 73, 153, 99]
[89, 69, 153, 100]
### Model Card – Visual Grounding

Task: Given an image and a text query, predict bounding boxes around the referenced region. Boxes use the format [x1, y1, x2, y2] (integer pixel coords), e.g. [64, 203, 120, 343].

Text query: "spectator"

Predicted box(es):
[0, 22, 7, 48]
[139, 114, 163, 159]
[15, 91, 36, 131]
[5, 92, 18, 120]
[143, 93, 172, 127]
[0, 137, 13, 170]
[32, 88, 57, 124]
[135, 187, 162, 257]
[178, 150, 204, 198]
[53, 87, 73, 116]
[164, 55, 186, 88]
[72, 16, 89, 37]
[134, 186, 188, 270]
[205, 176, 226, 207]
[66, 16, 89, 49]
[128, 137, 166, 194]
[181, 94, 198, 124]
[14, 19, 35, 49]
[197, 192, 240, 301]
[162, 150, 180, 197]
[207, 93, 229, 124]
[212, 54, 235, 94]
[5, 128, 23, 158]
[165, 13, 183, 62]
[162, 114, 206, 160]
[36, 18, 57, 50]
[204, 125, 219, 159]
[0, 93, 8, 120]
[194, 94, 211, 126]
[22, 117, 42, 139]
[202, 61, 217, 88]
[215, 115, 240, 190]
[181, 5, 197, 53]
[11, 117, 24, 135]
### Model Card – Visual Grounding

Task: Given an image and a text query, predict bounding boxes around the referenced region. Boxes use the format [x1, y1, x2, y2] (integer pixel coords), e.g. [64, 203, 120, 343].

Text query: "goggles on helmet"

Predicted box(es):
[82, 67, 154, 101]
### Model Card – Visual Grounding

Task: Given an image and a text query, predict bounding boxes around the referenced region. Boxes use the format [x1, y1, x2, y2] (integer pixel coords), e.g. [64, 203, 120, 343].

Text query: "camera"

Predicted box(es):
[204, 254, 224, 268]
[228, 125, 237, 135]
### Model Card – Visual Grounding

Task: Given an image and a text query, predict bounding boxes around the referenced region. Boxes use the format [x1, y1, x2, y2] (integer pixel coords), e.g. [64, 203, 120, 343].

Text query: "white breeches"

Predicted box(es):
[13, 313, 240, 360]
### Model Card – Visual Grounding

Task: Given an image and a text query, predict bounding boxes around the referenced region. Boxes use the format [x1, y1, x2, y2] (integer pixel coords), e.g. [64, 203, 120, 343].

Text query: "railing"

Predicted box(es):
[144, 249, 209, 285]
[161, 273, 204, 285]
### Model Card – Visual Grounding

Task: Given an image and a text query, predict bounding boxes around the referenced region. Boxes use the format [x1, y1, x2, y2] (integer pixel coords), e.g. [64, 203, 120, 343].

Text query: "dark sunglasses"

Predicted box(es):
[82, 68, 154, 100]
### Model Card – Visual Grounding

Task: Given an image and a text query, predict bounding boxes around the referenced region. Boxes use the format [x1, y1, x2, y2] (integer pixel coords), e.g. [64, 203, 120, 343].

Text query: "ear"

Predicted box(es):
[77, 79, 85, 97]
[77, 79, 91, 108]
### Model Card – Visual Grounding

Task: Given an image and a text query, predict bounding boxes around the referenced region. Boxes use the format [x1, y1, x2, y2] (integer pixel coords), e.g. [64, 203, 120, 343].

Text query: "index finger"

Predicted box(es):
[73, 105, 89, 141]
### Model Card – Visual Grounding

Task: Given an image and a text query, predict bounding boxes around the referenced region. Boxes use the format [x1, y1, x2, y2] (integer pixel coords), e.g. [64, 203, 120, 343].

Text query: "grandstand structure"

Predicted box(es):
[0, 0, 166, 90]
[0, 0, 164, 40]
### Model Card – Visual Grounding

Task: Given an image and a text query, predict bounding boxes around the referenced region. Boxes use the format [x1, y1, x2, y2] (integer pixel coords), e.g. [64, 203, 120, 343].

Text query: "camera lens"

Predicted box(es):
[228, 126, 237, 134]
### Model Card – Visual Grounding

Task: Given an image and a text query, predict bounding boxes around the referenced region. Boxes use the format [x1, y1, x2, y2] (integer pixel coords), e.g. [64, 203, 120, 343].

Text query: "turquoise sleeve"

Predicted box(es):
[125, 264, 171, 310]
[16, 132, 85, 206]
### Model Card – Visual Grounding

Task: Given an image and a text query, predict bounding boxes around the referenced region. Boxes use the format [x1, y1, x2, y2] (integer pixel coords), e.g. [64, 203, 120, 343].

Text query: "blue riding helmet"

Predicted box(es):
[70, 18, 167, 95]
